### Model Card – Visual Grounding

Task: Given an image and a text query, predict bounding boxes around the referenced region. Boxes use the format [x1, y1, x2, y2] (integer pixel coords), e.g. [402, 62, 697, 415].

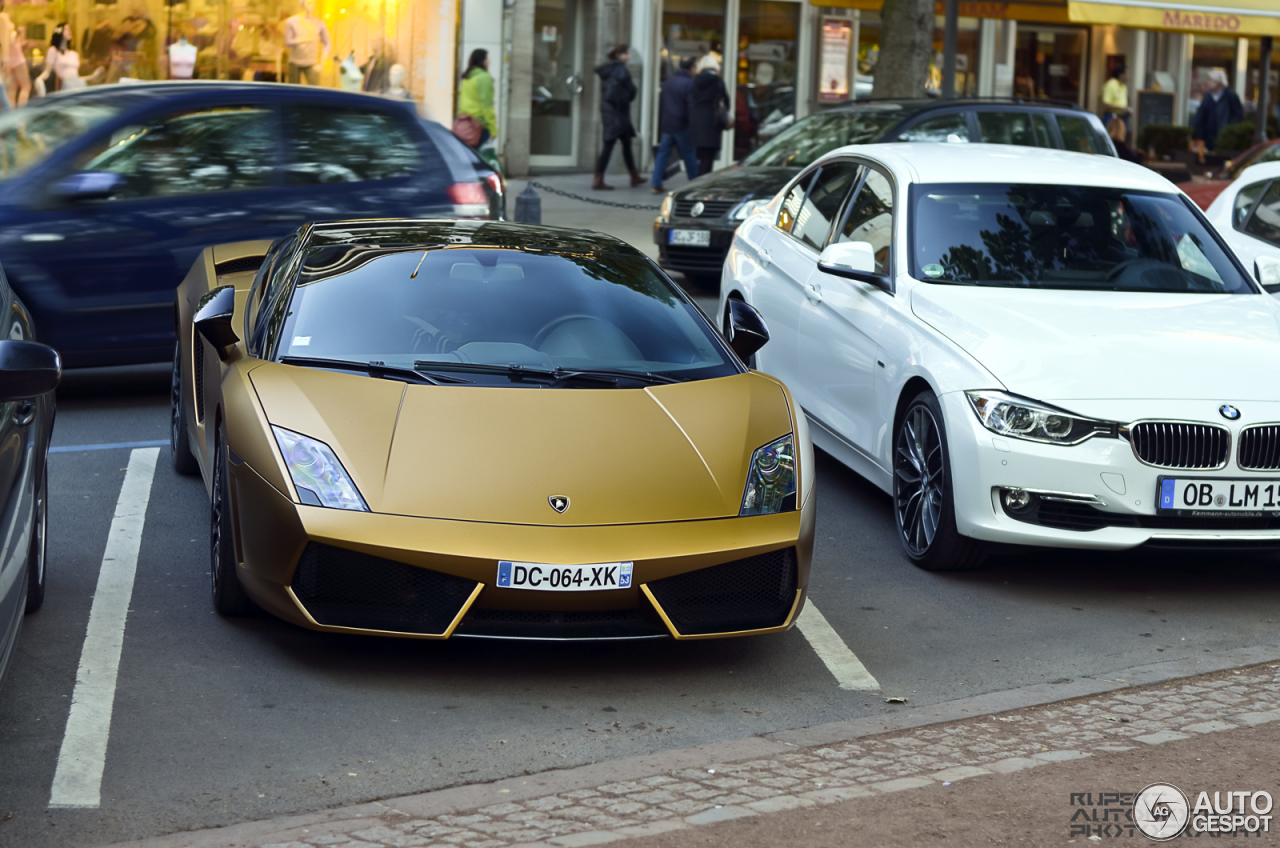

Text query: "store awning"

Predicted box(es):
[812, 0, 1073, 24]
[1067, 0, 1280, 36]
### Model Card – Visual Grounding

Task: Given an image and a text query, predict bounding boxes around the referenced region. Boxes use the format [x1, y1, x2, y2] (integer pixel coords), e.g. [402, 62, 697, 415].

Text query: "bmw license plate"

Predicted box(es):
[496, 561, 634, 591]
[1157, 477, 1280, 514]
[669, 229, 711, 247]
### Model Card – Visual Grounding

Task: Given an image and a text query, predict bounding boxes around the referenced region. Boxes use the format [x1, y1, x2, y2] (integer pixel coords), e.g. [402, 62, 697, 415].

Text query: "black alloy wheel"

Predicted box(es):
[210, 430, 253, 615]
[171, 340, 199, 476]
[24, 467, 47, 614]
[893, 391, 985, 571]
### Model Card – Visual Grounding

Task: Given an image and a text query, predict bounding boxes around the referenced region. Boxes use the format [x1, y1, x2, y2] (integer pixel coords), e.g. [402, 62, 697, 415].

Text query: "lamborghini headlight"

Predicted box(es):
[740, 434, 797, 516]
[271, 425, 369, 511]
[965, 391, 1115, 445]
[731, 199, 769, 220]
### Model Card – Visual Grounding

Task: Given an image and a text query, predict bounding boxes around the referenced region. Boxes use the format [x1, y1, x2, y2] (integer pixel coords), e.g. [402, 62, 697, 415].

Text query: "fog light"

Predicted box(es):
[1003, 488, 1031, 510]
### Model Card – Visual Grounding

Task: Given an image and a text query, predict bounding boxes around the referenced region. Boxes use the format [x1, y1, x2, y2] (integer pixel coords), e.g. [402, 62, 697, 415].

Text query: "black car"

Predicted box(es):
[0, 277, 60, 692]
[0, 82, 503, 368]
[654, 98, 1116, 283]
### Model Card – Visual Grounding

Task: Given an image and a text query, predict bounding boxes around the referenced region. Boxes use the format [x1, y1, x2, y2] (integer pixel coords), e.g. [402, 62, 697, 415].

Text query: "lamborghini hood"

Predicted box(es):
[248, 365, 793, 525]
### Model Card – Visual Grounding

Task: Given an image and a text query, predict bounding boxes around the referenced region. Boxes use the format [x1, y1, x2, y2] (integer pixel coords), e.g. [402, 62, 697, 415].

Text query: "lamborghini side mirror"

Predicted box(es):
[194, 285, 240, 360]
[725, 299, 769, 362]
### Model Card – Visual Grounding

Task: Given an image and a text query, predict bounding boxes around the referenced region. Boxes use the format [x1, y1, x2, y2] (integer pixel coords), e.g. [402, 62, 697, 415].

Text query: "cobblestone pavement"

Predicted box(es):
[243, 663, 1280, 848]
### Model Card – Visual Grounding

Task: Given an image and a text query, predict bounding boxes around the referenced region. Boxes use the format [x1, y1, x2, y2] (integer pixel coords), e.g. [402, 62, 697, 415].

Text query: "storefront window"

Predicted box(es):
[929, 15, 978, 97]
[735, 0, 798, 157]
[661, 0, 724, 84]
[532, 0, 580, 159]
[856, 9, 880, 94]
[1014, 27, 1086, 104]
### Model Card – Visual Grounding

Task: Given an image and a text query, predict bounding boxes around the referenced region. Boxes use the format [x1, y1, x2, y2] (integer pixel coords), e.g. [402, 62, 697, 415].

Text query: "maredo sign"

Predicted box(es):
[1162, 8, 1241, 32]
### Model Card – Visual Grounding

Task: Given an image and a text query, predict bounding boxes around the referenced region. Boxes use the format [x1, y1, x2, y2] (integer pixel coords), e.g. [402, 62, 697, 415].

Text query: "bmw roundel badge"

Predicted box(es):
[549, 496, 570, 514]
[1220, 404, 1241, 420]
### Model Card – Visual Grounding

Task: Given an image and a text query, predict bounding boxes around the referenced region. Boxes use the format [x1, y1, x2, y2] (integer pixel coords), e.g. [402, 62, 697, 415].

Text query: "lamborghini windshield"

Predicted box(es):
[275, 246, 737, 385]
[910, 183, 1254, 293]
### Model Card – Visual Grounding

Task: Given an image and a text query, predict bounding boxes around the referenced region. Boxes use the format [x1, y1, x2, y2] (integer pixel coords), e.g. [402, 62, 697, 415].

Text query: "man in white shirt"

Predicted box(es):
[285, 0, 330, 85]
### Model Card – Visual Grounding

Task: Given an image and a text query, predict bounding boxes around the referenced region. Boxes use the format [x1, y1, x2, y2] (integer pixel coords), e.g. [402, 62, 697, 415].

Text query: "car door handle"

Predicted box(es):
[805, 282, 823, 302]
[757, 247, 771, 268]
[14, 401, 34, 426]
[21, 233, 65, 243]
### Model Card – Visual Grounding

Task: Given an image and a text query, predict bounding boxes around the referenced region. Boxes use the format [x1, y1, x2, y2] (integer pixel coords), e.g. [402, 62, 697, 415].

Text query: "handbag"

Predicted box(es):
[452, 114, 483, 148]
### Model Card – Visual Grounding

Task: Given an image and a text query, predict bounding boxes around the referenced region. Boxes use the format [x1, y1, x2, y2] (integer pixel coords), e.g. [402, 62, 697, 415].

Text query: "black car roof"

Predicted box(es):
[307, 219, 642, 255]
[33, 80, 418, 113]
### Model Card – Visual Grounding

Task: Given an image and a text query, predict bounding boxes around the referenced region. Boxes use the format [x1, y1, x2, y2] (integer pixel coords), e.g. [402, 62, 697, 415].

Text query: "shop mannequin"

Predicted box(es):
[38, 24, 101, 92]
[168, 36, 196, 79]
[0, 3, 18, 109]
[385, 63, 412, 100]
[284, 0, 329, 85]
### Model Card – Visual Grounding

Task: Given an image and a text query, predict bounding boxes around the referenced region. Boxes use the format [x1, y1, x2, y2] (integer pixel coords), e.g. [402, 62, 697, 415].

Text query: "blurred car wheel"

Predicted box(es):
[171, 341, 199, 476]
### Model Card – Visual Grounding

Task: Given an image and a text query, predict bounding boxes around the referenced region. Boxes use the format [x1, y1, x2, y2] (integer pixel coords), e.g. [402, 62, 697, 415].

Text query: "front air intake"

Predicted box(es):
[1238, 425, 1280, 471]
[291, 543, 477, 635]
[1127, 422, 1229, 470]
[647, 548, 797, 636]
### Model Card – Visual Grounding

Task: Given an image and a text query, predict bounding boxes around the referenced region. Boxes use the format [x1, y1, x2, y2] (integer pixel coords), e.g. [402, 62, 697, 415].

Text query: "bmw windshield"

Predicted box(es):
[741, 109, 905, 168]
[910, 183, 1254, 293]
[276, 246, 738, 386]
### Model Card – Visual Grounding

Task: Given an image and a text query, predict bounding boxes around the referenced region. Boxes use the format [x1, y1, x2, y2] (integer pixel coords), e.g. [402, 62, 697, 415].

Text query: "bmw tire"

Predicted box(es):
[893, 390, 985, 572]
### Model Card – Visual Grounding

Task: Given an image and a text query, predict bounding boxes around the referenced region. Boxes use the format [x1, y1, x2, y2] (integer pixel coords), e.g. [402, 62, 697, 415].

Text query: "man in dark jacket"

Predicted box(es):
[593, 44, 642, 190]
[1191, 69, 1244, 152]
[651, 57, 699, 193]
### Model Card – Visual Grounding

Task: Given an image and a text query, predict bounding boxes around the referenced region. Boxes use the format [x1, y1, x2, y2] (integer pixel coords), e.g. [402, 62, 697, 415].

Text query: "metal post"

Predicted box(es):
[941, 0, 959, 100]
[1259, 36, 1274, 144]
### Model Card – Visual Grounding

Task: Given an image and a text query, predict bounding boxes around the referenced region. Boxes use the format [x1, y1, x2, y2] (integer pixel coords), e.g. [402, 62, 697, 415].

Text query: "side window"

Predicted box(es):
[1056, 115, 1102, 154]
[1031, 114, 1055, 147]
[791, 162, 861, 250]
[976, 112, 1038, 147]
[253, 236, 302, 357]
[777, 171, 815, 232]
[247, 236, 293, 355]
[283, 105, 421, 185]
[1244, 182, 1280, 247]
[897, 112, 970, 143]
[835, 169, 893, 276]
[78, 106, 277, 200]
[1233, 180, 1270, 229]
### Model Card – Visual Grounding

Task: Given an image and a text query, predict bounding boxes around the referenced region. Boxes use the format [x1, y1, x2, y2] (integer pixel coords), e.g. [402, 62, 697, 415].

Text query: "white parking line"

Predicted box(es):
[49, 447, 160, 809]
[797, 601, 881, 691]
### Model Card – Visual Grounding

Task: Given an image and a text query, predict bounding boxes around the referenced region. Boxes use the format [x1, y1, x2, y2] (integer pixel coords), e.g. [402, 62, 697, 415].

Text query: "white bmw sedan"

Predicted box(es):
[719, 143, 1280, 571]
[1203, 160, 1280, 290]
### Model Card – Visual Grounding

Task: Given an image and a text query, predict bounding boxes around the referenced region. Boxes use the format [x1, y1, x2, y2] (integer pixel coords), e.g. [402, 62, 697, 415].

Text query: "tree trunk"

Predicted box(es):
[871, 0, 935, 99]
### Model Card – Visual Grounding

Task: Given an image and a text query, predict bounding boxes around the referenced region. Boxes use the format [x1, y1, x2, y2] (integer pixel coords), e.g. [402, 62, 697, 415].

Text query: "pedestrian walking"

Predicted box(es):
[455, 49, 497, 148]
[651, 56, 699, 193]
[1191, 69, 1243, 152]
[593, 44, 642, 191]
[690, 54, 731, 178]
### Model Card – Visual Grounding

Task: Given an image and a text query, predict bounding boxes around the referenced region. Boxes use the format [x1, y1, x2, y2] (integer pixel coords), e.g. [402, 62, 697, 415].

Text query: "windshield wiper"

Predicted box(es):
[280, 355, 473, 385]
[412, 361, 680, 387]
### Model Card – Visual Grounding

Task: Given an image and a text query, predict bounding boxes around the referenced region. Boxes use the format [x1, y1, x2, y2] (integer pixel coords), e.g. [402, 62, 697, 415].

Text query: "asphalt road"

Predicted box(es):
[0, 359, 1278, 848]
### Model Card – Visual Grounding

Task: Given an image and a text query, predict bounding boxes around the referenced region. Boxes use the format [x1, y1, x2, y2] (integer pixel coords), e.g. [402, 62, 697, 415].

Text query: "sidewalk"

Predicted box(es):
[103, 644, 1280, 847]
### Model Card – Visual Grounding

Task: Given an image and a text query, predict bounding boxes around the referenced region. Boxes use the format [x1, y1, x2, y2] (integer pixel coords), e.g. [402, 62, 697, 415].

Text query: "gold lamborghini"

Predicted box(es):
[171, 220, 814, 640]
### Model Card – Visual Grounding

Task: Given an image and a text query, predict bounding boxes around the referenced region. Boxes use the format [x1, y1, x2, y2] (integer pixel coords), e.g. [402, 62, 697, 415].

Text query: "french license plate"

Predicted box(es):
[496, 561, 634, 591]
[1157, 477, 1280, 514]
[669, 229, 711, 247]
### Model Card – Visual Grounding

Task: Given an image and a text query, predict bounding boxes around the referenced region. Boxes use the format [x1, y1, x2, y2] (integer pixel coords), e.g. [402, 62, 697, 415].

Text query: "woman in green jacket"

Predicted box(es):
[458, 49, 497, 145]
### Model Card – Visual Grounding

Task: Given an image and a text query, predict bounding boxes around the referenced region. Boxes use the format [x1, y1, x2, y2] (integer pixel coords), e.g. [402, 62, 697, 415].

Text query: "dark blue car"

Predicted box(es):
[0, 82, 502, 368]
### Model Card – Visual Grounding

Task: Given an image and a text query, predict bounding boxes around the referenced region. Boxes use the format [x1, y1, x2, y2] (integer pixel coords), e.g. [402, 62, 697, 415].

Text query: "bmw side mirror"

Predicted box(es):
[194, 285, 240, 360]
[817, 241, 893, 293]
[0, 340, 61, 400]
[725, 299, 769, 363]
[50, 171, 126, 203]
[1256, 256, 1280, 294]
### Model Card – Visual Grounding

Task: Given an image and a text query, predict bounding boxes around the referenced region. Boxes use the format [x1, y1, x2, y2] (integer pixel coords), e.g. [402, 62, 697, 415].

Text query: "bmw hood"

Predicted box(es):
[910, 285, 1280, 403]
[249, 366, 794, 524]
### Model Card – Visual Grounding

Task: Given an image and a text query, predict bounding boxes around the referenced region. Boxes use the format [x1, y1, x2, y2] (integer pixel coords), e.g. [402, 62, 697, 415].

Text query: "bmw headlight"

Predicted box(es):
[965, 391, 1115, 445]
[658, 193, 674, 223]
[740, 434, 797, 516]
[271, 425, 369, 511]
[731, 199, 769, 220]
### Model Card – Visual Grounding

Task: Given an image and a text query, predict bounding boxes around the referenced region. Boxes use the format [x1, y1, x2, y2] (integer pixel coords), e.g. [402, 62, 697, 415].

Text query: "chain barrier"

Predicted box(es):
[526, 180, 664, 212]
